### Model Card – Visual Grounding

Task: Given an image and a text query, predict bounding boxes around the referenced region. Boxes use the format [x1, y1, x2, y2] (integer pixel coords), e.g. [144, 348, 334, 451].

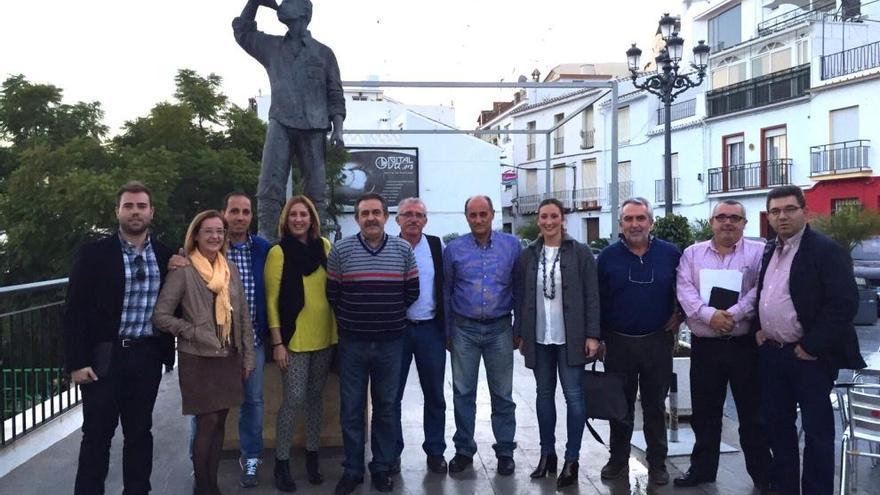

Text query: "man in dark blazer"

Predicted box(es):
[63, 181, 174, 495]
[391, 197, 448, 475]
[754, 185, 866, 495]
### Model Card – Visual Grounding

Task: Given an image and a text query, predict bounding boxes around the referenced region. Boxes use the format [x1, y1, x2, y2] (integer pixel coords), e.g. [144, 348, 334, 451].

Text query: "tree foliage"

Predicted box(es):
[811, 207, 880, 252]
[653, 213, 694, 252]
[691, 218, 713, 243]
[516, 220, 540, 241]
[174, 69, 228, 132]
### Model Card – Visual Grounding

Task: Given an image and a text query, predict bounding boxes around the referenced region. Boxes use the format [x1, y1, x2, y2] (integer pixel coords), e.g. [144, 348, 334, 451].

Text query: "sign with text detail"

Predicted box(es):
[339, 147, 419, 212]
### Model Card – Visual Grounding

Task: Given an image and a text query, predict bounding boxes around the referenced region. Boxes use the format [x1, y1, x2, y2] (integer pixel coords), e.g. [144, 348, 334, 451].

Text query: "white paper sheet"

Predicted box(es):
[698, 269, 743, 304]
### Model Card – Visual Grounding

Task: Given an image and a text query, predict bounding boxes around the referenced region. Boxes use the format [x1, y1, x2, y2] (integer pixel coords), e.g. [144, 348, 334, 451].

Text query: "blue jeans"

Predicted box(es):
[338, 336, 404, 477]
[759, 343, 835, 495]
[533, 343, 585, 461]
[394, 319, 447, 458]
[451, 315, 516, 458]
[239, 343, 265, 459]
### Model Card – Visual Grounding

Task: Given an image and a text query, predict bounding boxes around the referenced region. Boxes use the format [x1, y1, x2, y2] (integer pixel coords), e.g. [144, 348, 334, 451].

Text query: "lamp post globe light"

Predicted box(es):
[625, 13, 710, 216]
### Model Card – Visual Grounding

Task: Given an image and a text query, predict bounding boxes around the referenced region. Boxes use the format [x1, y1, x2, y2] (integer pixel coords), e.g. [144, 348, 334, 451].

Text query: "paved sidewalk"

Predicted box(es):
[3, 353, 879, 494]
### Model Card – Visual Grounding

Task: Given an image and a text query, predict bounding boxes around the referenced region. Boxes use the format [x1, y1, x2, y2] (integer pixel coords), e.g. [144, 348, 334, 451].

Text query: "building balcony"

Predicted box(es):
[656, 99, 697, 125]
[607, 180, 634, 205]
[707, 159, 793, 193]
[810, 140, 871, 177]
[821, 40, 880, 80]
[706, 64, 810, 118]
[580, 128, 595, 149]
[515, 193, 542, 215]
[757, 0, 835, 36]
[573, 187, 603, 210]
[654, 178, 681, 205]
[526, 142, 536, 160]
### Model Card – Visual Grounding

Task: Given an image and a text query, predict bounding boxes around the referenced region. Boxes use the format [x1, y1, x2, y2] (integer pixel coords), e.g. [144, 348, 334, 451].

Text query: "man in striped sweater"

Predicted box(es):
[326, 192, 420, 495]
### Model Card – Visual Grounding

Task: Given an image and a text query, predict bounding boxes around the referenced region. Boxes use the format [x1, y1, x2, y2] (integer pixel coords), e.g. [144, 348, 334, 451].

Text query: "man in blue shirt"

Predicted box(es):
[443, 195, 520, 476]
[597, 197, 682, 486]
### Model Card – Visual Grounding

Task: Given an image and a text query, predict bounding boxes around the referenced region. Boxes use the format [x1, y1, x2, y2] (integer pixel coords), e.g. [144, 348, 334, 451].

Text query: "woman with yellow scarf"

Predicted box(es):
[153, 210, 255, 495]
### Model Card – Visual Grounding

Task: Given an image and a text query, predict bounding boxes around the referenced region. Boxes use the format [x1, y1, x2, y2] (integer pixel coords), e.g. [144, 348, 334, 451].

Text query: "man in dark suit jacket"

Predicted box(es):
[391, 197, 448, 475]
[754, 185, 866, 495]
[63, 182, 174, 495]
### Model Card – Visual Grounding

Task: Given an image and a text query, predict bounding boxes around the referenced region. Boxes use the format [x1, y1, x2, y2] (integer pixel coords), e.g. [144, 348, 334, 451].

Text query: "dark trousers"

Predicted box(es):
[759, 343, 836, 495]
[689, 335, 771, 484]
[604, 330, 674, 468]
[74, 340, 163, 495]
[393, 319, 447, 458]
[338, 336, 404, 478]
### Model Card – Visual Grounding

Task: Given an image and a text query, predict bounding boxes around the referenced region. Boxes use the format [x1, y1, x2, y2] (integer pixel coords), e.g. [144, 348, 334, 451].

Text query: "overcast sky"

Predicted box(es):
[1, 0, 682, 133]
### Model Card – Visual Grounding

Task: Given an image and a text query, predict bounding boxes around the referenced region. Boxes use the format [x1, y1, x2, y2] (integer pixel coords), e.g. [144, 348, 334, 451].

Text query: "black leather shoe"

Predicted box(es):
[273, 458, 297, 492]
[371, 471, 394, 493]
[648, 466, 670, 485]
[600, 460, 628, 480]
[305, 450, 323, 485]
[388, 457, 401, 475]
[448, 454, 473, 474]
[673, 469, 714, 487]
[529, 454, 558, 478]
[497, 456, 515, 476]
[557, 461, 579, 489]
[427, 455, 448, 474]
[333, 474, 363, 495]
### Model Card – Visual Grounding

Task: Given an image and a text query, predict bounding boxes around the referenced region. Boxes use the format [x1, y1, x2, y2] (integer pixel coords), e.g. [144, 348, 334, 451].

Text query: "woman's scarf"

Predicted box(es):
[190, 249, 232, 346]
[278, 235, 327, 344]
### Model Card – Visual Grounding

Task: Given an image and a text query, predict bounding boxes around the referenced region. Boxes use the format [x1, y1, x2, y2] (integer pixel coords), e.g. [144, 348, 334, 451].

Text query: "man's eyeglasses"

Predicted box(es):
[133, 255, 146, 282]
[398, 211, 426, 219]
[767, 206, 802, 217]
[713, 214, 744, 223]
[629, 261, 654, 285]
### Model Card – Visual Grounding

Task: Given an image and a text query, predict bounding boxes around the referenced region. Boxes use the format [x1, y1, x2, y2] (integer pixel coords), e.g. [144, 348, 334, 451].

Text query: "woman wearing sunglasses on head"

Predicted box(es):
[153, 210, 255, 495]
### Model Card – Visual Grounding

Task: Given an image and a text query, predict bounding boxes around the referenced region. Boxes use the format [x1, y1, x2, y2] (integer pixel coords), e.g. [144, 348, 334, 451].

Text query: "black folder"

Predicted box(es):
[708, 286, 739, 310]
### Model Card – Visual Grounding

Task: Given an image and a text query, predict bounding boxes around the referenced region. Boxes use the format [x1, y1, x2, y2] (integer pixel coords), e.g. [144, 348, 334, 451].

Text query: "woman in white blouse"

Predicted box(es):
[513, 198, 601, 489]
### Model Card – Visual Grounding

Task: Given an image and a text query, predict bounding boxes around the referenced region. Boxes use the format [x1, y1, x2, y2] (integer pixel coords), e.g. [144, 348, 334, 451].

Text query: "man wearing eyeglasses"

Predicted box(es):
[674, 200, 771, 490]
[754, 185, 865, 495]
[597, 197, 682, 486]
[63, 181, 175, 495]
[390, 197, 448, 474]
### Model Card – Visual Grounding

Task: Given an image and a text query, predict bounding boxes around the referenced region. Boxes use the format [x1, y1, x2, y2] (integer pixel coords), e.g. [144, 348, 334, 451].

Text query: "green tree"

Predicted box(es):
[653, 213, 694, 252]
[811, 207, 880, 252]
[174, 69, 228, 132]
[516, 220, 540, 241]
[691, 218, 713, 242]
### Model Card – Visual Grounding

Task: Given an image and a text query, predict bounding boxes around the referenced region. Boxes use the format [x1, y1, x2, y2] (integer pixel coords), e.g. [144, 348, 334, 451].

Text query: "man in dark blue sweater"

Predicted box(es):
[597, 197, 682, 486]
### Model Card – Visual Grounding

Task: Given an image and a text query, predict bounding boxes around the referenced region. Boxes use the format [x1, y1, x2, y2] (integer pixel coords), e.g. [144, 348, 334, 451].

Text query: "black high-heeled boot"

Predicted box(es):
[273, 458, 297, 492]
[529, 454, 558, 478]
[305, 450, 324, 485]
[557, 460, 579, 489]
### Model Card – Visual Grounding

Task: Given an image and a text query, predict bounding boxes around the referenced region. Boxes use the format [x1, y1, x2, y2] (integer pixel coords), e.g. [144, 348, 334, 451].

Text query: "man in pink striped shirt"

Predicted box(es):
[674, 200, 771, 490]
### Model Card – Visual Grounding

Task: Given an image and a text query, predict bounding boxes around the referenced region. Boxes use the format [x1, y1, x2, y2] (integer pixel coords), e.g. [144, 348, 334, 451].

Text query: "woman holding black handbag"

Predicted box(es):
[513, 198, 601, 489]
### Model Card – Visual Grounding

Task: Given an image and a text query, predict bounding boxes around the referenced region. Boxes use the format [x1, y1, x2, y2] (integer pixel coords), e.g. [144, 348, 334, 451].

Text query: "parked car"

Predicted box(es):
[851, 236, 880, 315]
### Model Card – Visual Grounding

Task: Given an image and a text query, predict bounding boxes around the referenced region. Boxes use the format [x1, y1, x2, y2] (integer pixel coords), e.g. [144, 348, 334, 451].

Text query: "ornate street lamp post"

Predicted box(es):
[626, 13, 710, 216]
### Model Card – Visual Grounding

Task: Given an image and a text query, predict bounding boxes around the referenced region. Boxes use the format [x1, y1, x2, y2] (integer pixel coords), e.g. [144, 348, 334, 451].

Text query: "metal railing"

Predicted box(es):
[554, 136, 565, 154]
[1, 278, 78, 446]
[708, 159, 793, 193]
[607, 181, 634, 205]
[580, 128, 595, 149]
[656, 99, 697, 125]
[757, 0, 836, 35]
[810, 140, 871, 175]
[526, 142, 536, 160]
[515, 193, 542, 214]
[707, 64, 810, 117]
[573, 187, 603, 210]
[822, 41, 880, 79]
[654, 178, 681, 204]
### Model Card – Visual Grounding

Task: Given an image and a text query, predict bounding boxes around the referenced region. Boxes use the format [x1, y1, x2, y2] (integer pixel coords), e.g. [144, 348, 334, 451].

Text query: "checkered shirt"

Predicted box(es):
[119, 234, 161, 339]
[228, 236, 260, 346]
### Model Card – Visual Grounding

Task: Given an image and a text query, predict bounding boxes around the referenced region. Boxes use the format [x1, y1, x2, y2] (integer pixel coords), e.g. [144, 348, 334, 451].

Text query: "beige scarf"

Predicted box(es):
[190, 249, 232, 347]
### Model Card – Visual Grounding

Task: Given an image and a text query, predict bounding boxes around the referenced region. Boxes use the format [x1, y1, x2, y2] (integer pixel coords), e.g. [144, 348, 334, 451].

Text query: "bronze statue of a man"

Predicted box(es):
[233, 0, 346, 239]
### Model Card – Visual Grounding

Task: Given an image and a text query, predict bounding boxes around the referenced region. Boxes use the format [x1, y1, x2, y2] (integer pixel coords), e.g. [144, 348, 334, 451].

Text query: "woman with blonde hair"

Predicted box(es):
[264, 195, 337, 492]
[153, 210, 255, 495]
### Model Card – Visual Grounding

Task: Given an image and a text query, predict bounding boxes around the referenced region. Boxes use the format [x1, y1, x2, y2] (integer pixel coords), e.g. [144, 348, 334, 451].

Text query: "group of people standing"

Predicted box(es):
[63, 181, 864, 495]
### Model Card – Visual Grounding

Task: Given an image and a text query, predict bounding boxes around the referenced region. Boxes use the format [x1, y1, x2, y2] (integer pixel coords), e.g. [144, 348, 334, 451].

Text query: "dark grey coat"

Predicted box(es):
[513, 234, 601, 369]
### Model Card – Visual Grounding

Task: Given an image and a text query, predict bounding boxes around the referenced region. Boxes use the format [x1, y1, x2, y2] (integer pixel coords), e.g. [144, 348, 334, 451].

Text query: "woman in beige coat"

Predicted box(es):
[153, 210, 255, 495]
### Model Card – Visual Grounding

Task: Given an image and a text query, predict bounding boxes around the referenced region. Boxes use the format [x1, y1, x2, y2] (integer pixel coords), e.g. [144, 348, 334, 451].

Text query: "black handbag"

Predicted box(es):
[582, 359, 628, 445]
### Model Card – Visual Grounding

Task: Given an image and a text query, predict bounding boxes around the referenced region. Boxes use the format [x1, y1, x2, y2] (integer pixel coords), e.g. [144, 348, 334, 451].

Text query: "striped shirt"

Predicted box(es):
[326, 233, 419, 340]
[119, 234, 161, 339]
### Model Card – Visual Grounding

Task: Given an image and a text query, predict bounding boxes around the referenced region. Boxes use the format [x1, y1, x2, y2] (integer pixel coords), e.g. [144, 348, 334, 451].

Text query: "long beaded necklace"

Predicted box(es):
[541, 246, 561, 300]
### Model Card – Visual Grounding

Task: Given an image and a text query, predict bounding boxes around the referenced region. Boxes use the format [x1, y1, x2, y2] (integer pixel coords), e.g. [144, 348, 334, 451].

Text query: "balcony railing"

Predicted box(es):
[822, 40, 880, 80]
[515, 193, 542, 215]
[573, 187, 603, 210]
[607, 181, 634, 205]
[527, 142, 536, 160]
[1, 279, 80, 446]
[757, 0, 835, 35]
[656, 99, 697, 125]
[580, 128, 595, 149]
[707, 159, 793, 193]
[554, 136, 564, 154]
[654, 178, 681, 205]
[810, 140, 871, 176]
[707, 64, 810, 117]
